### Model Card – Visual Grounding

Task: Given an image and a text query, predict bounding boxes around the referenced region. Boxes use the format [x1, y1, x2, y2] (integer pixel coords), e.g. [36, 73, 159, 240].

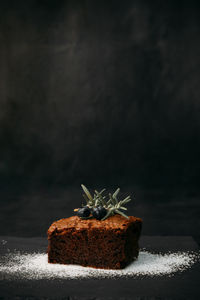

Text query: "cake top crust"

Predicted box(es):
[48, 215, 142, 237]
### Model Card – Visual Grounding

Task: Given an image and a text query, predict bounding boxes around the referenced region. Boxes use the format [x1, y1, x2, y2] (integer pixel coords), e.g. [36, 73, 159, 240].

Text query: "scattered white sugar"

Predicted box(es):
[0, 250, 199, 280]
[1, 240, 7, 245]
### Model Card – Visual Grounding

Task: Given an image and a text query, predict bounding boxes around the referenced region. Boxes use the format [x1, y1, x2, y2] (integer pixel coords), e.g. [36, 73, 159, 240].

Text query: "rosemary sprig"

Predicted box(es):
[81, 184, 106, 208]
[81, 184, 95, 207]
[94, 189, 107, 206]
[101, 189, 131, 220]
[80, 184, 132, 220]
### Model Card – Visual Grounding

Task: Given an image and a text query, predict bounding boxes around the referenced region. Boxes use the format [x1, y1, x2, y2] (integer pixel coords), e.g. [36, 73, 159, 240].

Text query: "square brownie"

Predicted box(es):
[47, 214, 142, 269]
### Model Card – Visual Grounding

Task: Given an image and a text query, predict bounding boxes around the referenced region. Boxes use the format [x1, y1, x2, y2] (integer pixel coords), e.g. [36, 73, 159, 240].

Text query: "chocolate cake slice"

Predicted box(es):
[47, 214, 142, 269]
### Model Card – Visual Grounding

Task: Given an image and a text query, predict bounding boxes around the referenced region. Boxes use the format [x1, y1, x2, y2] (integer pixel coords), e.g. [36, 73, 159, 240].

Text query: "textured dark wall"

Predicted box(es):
[0, 0, 200, 189]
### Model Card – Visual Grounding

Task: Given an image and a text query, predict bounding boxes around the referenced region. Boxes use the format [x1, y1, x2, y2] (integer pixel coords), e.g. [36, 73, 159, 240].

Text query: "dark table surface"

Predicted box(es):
[0, 235, 199, 300]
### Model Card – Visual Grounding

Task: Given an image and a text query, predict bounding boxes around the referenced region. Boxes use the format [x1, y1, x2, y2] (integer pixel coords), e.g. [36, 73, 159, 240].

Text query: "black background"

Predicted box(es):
[0, 0, 200, 240]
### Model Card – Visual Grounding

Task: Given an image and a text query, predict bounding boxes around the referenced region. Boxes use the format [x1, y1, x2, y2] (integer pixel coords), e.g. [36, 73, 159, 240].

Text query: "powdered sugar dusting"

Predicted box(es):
[0, 250, 199, 280]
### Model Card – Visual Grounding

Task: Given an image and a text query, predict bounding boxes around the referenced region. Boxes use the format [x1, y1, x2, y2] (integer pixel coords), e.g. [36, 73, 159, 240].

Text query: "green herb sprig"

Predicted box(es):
[80, 184, 132, 220]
